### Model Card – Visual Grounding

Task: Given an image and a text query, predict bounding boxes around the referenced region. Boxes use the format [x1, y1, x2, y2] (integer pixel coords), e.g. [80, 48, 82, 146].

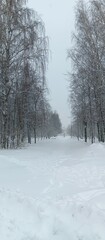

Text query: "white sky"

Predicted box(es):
[27, 0, 76, 128]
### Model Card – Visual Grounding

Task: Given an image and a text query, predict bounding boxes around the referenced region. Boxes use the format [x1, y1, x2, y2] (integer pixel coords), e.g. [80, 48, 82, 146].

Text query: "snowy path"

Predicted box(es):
[0, 137, 105, 239]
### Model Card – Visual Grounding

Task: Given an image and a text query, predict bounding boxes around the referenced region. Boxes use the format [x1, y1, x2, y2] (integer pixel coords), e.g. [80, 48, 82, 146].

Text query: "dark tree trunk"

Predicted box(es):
[84, 121, 87, 143]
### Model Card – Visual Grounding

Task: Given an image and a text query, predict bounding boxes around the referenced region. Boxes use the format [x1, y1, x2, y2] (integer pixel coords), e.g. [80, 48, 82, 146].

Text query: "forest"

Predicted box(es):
[68, 0, 105, 143]
[0, 0, 62, 148]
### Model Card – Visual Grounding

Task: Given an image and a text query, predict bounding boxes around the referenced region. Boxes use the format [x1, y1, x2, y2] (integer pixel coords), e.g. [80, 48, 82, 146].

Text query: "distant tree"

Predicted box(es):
[47, 111, 62, 138]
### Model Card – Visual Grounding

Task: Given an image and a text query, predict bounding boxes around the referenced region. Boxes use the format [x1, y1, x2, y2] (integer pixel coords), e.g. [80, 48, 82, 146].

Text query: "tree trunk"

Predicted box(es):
[84, 121, 87, 143]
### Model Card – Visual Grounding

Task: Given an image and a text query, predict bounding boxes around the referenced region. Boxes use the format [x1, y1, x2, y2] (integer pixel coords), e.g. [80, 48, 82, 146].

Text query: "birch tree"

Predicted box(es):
[0, 0, 49, 148]
[68, 0, 105, 143]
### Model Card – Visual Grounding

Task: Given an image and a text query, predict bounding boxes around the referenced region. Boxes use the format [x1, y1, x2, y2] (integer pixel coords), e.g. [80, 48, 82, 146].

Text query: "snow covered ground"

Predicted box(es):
[0, 136, 105, 239]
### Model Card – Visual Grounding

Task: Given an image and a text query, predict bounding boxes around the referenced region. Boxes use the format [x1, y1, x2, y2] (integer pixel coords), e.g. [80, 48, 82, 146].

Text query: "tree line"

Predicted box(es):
[68, 0, 105, 143]
[0, 0, 62, 148]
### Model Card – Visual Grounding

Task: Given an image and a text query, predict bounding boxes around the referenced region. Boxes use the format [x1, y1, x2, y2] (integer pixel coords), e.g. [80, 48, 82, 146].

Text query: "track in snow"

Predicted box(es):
[0, 136, 105, 239]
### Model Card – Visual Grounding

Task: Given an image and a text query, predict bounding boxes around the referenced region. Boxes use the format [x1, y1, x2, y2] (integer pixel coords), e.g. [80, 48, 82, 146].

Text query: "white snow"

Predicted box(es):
[0, 136, 105, 239]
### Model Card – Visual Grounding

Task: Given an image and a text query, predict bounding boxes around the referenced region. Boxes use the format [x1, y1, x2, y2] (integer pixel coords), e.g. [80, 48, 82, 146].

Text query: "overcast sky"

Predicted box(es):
[27, 0, 76, 128]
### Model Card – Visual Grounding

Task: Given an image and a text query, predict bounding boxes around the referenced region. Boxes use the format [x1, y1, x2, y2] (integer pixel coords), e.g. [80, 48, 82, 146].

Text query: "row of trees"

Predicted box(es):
[0, 0, 62, 148]
[47, 111, 62, 138]
[68, 0, 105, 143]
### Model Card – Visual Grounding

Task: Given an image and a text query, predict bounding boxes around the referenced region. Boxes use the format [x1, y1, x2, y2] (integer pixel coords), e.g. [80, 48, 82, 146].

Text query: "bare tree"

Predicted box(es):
[68, 0, 105, 143]
[0, 0, 49, 148]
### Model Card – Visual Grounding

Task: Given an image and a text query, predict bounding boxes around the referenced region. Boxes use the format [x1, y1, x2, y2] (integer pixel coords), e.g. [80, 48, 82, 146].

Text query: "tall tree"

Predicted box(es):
[0, 0, 49, 148]
[68, 0, 105, 143]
